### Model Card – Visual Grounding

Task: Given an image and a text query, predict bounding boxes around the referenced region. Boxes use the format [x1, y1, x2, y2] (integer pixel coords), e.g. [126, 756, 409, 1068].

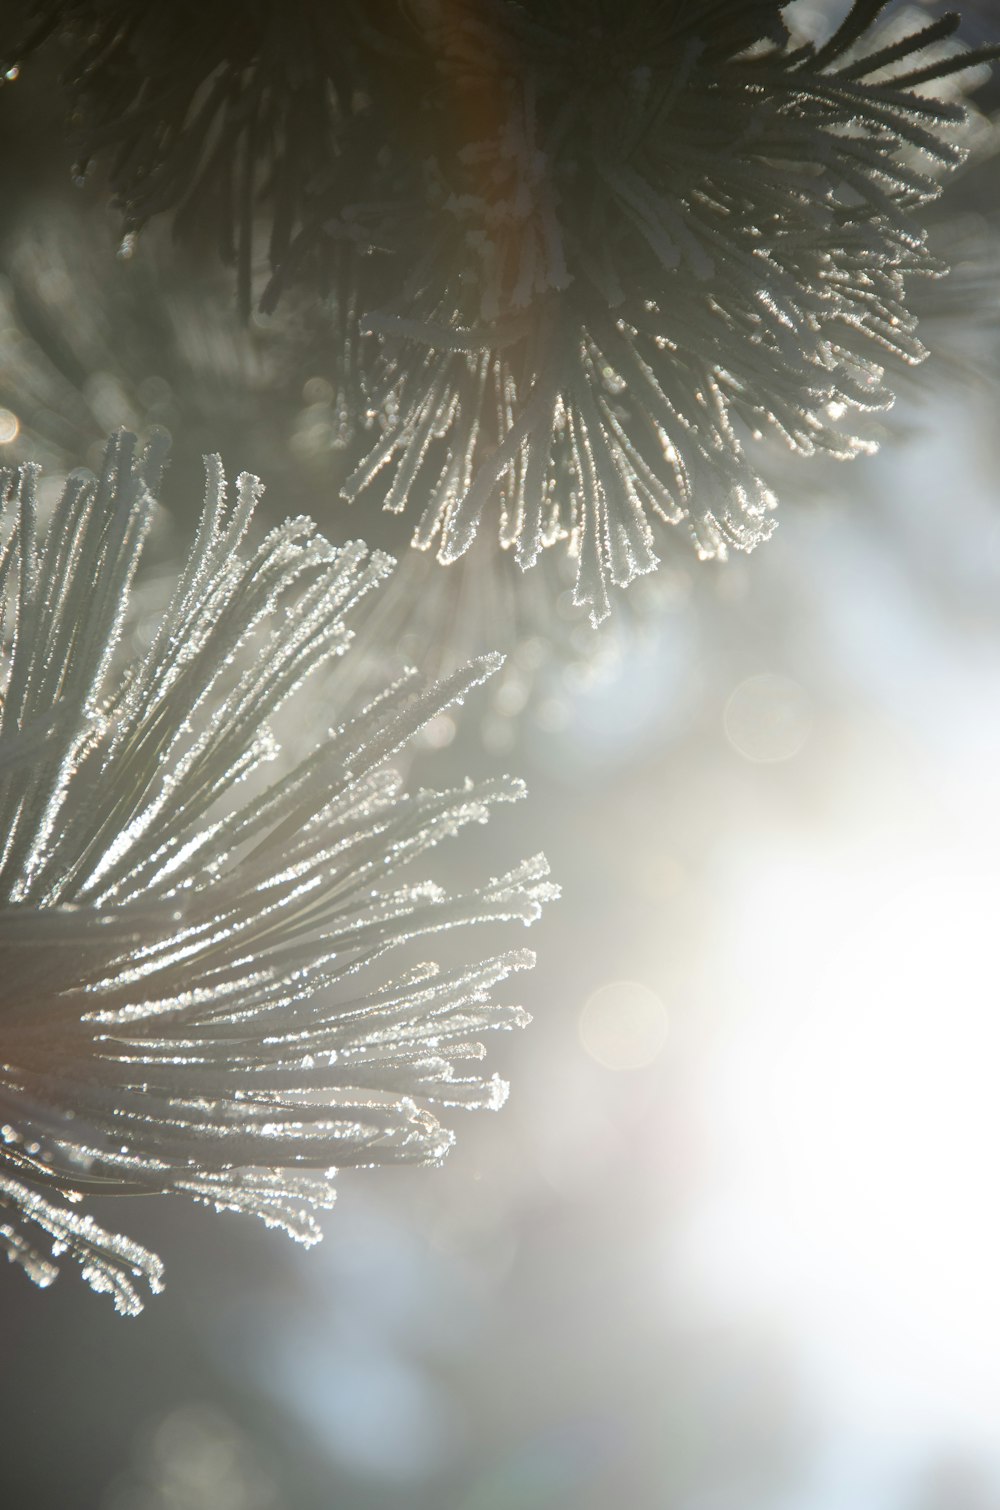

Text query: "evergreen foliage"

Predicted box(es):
[0, 432, 555, 1312]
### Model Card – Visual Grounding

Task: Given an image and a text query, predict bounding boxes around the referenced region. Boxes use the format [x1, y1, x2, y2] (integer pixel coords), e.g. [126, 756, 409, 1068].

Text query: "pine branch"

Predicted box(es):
[0, 431, 557, 1313]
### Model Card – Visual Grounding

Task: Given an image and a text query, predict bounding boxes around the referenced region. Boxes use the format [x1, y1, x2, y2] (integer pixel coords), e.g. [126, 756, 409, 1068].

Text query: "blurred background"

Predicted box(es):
[2, 3, 1000, 1508]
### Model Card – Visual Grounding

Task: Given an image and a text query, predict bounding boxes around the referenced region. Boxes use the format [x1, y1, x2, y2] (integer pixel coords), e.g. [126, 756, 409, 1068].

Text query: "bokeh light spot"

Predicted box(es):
[416, 713, 456, 750]
[0, 408, 19, 444]
[579, 980, 669, 1070]
[724, 673, 812, 763]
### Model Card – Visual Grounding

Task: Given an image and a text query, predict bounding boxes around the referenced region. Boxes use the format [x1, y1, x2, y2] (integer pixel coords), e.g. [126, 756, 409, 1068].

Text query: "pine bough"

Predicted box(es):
[0, 432, 556, 1314]
[7, 3, 998, 620]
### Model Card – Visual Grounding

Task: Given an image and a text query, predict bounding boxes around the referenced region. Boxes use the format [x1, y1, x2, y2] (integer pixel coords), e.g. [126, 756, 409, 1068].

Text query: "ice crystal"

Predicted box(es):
[338, 2, 1000, 623]
[340, 522, 676, 747]
[0, 203, 670, 736]
[7, 3, 998, 630]
[0, 432, 556, 1314]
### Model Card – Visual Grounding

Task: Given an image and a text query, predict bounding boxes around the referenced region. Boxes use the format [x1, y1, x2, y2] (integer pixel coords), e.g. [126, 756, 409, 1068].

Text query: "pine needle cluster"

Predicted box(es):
[8, 2, 998, 620]
[0, 432, 555, 1312]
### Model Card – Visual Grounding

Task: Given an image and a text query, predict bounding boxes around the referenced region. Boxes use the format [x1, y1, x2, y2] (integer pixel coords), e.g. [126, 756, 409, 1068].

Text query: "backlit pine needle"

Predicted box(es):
[0, 431, 556, 1314]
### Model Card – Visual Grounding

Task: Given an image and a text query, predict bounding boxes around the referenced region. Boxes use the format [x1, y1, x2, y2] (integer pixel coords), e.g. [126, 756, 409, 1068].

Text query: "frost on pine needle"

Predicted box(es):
[8, 4, 999, 631]
[0, 432, 556, 1315]
[339, 523, 677, 748]
[341, 1, 1000, 624]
